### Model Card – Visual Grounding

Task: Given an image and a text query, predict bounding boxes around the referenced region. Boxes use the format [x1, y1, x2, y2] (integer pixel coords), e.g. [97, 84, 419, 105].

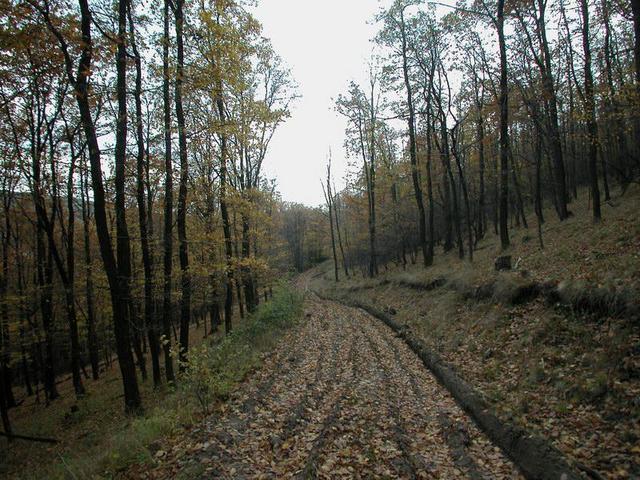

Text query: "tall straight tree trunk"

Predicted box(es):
[175, 0, 191, 368]
[399, 8, 428, 267]
[0, 362, 10, 439]
[425, 118, 435, 265]
[333, 192, 349, 277]
[64, 147, 84, 396]
[327, 193, 339, 282]
[534, 0, 569, 220]
[216, 86, 234, 334]
[632, 0, 640, 170]
[128, 302, 147, 381]
[632, 0, 640, 85]
[80, 157, 99, 380]
[533, 126, 545, 225]
[443, 125, 463, 259]
[30, 130, 57, 403]
[36, 221, 57, 402]
[35, 131, 85, 397]
[364, 163, 376, 277]
[367, 84, 378, 277]
[16, 257, 33, 396]
[113, 0, 142, 411]
[451, 127, 474, 261]
[510, 153, 528, 228]
[0, 197, 16, 408]
[209, 272, 221, 334]
[438, 121, 453, 253]
[161, 0, 175, 383]
[601, 0, 621, 196]
[497, 0, 510, 249]
[323, 162, 339, 282]
[533, 126, 545, 249]
[580, 0, 601, 221]
[128, 3, 161, 387]
[567, 64, 579, 200]
[493, 153, 499, 236]
[241, 214, 257, 313]
[476, 99, 486, 241]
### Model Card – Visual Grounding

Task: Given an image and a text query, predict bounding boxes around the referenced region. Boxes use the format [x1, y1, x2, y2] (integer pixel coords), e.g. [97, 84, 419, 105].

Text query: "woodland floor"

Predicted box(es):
[307, 186, 640, 479]
[133, 291, 523, 479]
[0, 320, 213, 479]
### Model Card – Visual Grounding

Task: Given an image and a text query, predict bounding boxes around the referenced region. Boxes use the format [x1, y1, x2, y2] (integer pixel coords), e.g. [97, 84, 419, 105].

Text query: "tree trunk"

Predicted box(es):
[0, 362, 11, 439]
[323, 162, 339, 282]
[31, 141, 57, 402]
[580, 0, 601, 221]
[333, 193, 349, 277]
[217, 89, 234, 335]
[534, 127, 545, 225]
[443, 124, 463, 259]
[113, 0, 142, 411]
[37, 227, 57, 402]
[425, 119, 435, 266]
[174, 0, 191, 369]
[128, 3, 161, 387]
[400, 9, 428, 267]
[451, 127, 474, 261]
[632, 0, 640, 85]
[161, 0, 175, 383]
[367, 84, 378, 277]
[497, 0, 510, 249]
[476, 100, 486, 241]
[47, 0, 141, 411]
[241, 214, 257, 312]
[535, 0, 569, 220]
[80, 156, 100, 381]
[64, 149, 84, 396]
[0, 202, 16, 408]
[209, 273, 221, 334]
[510, 153, 528, 229]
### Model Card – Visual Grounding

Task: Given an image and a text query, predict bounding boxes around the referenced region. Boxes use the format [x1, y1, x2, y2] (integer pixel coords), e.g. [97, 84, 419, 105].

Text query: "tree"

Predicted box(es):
[29, 0, 143, 412]
[174, 0, 191, 370]
[579, 0, 601, 221]
[161, 0, 175, 383]
[128, 2, 161, 387]
[377, 0, 430, 267]
[322, 155, 339, 282]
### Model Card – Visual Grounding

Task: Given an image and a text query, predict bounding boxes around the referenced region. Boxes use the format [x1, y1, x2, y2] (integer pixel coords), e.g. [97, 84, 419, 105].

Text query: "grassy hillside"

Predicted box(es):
[310, 186, 640, 479]
[1, 286, 303, 479]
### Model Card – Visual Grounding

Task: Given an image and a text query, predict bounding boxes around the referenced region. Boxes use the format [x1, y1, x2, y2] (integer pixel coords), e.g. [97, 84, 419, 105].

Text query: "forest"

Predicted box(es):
[0, 0, 639, 478]
[310, 0, 639, 280]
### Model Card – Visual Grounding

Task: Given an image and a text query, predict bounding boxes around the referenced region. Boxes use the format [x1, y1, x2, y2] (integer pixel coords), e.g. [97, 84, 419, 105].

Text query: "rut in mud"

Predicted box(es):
[145, 293, 523, 479]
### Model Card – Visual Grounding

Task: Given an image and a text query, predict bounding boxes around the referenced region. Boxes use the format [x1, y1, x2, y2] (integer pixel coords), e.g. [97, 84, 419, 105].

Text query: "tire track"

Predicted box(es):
[366, 314, 492, 479]
[153, 293, 524, 479]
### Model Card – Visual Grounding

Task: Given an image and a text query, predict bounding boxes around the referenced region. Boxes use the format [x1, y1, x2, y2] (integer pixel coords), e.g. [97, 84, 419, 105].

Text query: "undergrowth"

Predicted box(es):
[13, 284, 303, 480]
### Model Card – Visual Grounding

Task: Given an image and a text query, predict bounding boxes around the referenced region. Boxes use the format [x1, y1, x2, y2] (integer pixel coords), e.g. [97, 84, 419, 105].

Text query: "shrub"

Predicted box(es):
[178, 284, 303, 415]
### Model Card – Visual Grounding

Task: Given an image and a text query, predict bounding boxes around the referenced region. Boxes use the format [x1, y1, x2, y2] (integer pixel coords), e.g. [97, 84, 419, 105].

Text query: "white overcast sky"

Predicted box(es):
[253, 0, 389, 207]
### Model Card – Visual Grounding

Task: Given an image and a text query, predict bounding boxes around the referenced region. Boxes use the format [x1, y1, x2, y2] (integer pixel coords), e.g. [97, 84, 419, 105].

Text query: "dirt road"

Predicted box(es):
[145, 291, 523, 479]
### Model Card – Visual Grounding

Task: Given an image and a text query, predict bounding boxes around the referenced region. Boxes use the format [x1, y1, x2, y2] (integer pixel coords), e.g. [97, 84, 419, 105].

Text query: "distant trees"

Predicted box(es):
[328, 0, 639, 278]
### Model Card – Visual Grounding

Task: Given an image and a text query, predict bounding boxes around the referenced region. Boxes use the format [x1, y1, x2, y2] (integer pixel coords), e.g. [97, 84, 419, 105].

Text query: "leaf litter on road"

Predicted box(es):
[137, 294, 523, 479]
